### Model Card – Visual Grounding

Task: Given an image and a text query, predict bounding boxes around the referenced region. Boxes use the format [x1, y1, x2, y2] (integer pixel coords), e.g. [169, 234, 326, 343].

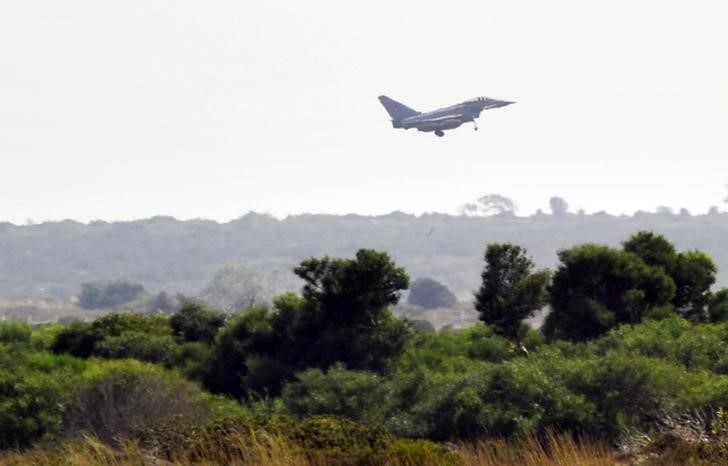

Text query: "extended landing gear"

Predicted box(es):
[473, 120, 479, 131]
[434, 130, 444, 137]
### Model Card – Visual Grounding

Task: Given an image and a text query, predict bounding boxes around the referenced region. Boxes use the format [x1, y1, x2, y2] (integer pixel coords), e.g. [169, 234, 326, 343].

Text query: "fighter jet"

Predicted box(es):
[378, 95, 515, 137]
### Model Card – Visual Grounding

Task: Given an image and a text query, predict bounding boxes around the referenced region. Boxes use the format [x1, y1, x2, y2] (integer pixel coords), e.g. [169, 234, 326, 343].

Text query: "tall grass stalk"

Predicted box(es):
[461, 432, 614, 466]
[0, 432, 616, 465]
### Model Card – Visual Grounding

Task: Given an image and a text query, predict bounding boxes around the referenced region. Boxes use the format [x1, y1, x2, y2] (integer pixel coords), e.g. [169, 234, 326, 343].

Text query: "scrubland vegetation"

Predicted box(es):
[4, 231, 728, 464]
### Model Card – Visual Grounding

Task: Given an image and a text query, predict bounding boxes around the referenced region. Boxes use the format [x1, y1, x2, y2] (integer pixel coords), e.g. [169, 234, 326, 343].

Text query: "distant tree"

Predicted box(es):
[475, 244, 550, 342]
[409, 319, 436, 333]
[543, 244, 675, 341]
[200, 262, 281, 310]
[148, 291, 180, 314]
[78, 280, 147, 309]
[408, 278, 457, 309]
[549, 197, 569, 217]
[460, 194, 516, 217]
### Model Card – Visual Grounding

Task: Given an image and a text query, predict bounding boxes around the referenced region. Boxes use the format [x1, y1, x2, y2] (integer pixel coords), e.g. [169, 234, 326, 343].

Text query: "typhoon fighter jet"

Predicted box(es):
[378, 95, 515, 137]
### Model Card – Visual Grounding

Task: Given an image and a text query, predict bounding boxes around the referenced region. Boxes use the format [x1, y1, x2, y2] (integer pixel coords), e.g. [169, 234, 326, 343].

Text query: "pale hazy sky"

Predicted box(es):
[2, 0, 727, 223]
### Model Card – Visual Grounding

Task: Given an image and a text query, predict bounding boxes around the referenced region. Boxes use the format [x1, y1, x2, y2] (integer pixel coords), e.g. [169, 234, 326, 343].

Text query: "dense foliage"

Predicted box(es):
[4, 235, 728, 464]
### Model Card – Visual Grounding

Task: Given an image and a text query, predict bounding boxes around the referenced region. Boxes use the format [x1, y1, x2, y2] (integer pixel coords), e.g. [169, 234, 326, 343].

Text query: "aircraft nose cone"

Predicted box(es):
[494, 100, 515, 108]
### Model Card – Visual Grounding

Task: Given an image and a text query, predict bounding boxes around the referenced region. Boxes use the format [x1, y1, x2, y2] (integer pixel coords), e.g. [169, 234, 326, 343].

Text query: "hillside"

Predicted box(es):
[1, 210, 727, 300]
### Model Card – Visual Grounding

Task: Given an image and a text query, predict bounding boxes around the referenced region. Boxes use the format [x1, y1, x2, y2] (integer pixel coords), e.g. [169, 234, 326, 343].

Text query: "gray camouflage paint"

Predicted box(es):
[378, 95, 514, 137]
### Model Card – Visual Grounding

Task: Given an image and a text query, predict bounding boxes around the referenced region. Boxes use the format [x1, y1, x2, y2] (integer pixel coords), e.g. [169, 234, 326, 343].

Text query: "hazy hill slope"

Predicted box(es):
[1, 211, 727, 300]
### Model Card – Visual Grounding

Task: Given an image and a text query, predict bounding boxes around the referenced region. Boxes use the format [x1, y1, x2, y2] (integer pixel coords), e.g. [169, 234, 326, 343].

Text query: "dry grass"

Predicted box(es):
[461, 432, 616, 466]
[0, 432, 623, 466]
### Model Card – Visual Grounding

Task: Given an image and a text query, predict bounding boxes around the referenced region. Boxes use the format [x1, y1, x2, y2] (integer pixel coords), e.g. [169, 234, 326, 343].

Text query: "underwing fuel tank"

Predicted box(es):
[417, 119, 463, 132]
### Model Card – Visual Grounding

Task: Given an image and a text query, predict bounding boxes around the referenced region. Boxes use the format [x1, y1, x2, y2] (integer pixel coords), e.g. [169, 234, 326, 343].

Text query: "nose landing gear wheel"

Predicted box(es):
[434, 130, 444, 137]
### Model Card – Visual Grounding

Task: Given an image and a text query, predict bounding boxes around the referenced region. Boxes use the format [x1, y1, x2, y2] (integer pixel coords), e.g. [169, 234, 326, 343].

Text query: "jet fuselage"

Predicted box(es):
[378, 96, 514, 137]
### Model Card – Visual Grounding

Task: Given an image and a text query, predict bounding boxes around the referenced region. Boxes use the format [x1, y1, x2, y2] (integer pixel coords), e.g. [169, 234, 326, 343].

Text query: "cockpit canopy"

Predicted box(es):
[465, 97, 490, 103]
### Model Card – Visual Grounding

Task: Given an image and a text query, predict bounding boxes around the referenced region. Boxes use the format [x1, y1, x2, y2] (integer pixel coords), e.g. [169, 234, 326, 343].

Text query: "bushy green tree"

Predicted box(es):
[544, 244, 675, 340]
[290, 249, 411, 373]
[204, 305, 292, 398]
[51, 321, 99, 358]
[204, 250, 411, 398]
[673, 250, 716, 320]
[93, 332, 180, 366]
[624, 231, 716, 320]
[623, 231, 678, 271]
[474, 243, 549, 342]
[170, 301, 226, 344]
[52, 312, 172, 359]
[281, 365, 387, 424]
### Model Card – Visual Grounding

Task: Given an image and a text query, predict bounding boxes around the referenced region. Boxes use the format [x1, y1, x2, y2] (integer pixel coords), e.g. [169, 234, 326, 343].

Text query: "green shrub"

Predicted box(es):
[281, 365, 387, 424]
[0, 368, 66, 448]
[466, 326, 514, 362]
[93, 331, 180, 366]
[90, 312, 170, 338]
[0, 322, 31, 345]
[52, 313, 174, 360]
[0, 347, 87, 449]
[291, 416, 391, 466]
[645, 434, 728, 465]
[30, 324, 66, 352]
[175, 341, 214, 380]
[594, 317, 728, 373]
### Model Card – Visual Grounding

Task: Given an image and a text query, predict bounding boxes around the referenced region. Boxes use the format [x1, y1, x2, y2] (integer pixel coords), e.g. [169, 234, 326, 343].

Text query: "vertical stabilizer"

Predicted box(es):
[378, 95, 420, 122]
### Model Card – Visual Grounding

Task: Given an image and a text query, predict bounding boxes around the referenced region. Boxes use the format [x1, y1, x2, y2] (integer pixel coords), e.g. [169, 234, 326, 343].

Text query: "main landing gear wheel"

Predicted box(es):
[434, 130, 444, 137]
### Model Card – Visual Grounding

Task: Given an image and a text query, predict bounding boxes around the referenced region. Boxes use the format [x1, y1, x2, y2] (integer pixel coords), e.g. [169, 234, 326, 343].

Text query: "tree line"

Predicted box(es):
[3, 209, 728, 301]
